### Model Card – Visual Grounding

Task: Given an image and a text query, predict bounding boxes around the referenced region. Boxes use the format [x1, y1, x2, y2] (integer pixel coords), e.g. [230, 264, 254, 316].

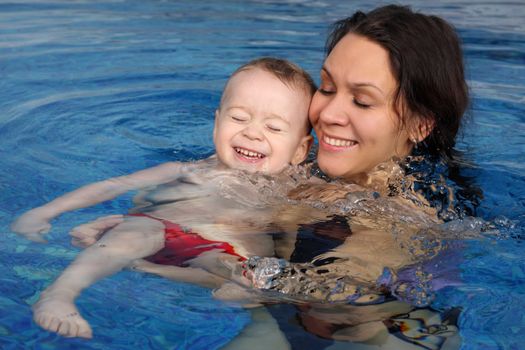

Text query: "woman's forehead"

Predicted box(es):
[325, 34, 395, 89]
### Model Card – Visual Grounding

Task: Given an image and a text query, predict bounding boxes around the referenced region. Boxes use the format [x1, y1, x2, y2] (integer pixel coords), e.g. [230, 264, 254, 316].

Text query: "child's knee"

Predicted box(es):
[93, 218, 165, 256]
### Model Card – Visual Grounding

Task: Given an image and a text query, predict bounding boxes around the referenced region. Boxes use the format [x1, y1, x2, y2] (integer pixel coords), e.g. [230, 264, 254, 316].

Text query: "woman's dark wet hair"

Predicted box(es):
[326, 5, 469, 158]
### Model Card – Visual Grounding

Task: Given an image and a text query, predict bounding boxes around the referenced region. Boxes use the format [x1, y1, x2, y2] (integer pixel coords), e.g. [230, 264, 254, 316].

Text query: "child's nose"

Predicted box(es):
[242, 124, 264, 141]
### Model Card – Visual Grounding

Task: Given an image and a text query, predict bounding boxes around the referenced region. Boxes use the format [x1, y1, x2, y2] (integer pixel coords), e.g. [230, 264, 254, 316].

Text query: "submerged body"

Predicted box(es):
[74, 159, 467, 348]
[33, 155, 449, 339]
[31, 158, 316, 338]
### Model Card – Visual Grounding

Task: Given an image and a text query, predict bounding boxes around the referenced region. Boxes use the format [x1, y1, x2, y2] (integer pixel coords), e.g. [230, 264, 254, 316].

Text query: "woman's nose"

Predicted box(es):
[318, 95, 350, 126]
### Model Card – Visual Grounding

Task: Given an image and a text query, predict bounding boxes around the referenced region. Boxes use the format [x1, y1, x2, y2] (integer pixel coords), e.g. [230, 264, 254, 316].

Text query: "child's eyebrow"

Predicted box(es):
[226, 106, 250, 113]
[227, 106, 291, 125]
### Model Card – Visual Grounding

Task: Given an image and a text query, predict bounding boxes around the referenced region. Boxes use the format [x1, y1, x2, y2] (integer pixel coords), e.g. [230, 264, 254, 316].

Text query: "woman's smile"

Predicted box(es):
[319, 134, 358, 152]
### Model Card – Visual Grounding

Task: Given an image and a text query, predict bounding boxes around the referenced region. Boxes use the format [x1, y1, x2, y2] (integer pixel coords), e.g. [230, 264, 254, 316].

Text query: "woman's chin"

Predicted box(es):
[317, 160, 351, 180]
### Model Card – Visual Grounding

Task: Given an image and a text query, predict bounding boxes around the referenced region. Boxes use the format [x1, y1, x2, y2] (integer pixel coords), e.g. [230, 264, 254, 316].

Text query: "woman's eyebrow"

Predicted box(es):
[350, 83, 385, 96]
[320, 66, 333, 80]
[322, 65, 385, 96]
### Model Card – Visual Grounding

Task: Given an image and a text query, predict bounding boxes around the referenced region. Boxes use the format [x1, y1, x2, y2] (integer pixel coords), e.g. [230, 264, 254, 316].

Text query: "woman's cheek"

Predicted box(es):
[308, 92, 324, 124]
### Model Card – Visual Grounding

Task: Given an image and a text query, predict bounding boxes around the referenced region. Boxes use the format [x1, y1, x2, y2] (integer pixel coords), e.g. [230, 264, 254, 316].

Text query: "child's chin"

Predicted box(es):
[237, 162, 273, 174]
[240, 165, 263, 174]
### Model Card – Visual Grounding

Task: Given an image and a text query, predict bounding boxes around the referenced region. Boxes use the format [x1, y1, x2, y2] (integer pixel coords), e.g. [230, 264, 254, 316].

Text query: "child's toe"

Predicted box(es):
[47, 316, 61, 333]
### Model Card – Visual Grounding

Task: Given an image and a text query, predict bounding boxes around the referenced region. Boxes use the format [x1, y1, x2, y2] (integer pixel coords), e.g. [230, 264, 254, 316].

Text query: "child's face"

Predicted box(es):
[214, 68, 312, 174]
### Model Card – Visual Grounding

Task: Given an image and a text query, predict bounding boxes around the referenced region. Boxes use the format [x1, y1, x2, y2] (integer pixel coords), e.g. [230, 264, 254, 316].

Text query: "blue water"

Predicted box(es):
[1, 1, 524, 349]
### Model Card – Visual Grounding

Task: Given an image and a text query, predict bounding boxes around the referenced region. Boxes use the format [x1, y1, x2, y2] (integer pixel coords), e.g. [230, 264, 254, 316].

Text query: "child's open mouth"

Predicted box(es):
[234, 147, 266, 161]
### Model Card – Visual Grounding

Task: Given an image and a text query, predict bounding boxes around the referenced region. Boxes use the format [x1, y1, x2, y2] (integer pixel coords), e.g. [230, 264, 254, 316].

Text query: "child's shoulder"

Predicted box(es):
[157, 155, 238, 185]
[161, 155, 221, 173]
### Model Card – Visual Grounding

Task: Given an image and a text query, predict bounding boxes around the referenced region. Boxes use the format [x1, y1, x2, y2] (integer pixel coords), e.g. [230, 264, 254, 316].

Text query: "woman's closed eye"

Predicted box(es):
[318, 69, 335, 95]
[318, 87, 335, 95]
[353, 97, 372, 109]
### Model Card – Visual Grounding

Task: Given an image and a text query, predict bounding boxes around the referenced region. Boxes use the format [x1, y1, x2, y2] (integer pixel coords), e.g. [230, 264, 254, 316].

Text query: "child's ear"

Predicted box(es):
[291, 135, 313, 165]
[213, 109, 219, 145]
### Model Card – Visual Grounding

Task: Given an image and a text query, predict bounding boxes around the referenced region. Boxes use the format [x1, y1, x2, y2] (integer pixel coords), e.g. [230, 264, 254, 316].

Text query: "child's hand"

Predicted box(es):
[69, 214, 124, 248]
[10, 209, 52, 242]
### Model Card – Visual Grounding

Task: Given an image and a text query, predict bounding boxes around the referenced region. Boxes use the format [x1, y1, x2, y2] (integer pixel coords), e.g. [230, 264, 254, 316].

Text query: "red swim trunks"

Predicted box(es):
[129, 213, 245, 267]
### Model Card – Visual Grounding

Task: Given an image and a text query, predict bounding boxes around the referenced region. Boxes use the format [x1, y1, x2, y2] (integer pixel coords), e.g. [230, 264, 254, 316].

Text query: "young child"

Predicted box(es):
[11, 57, 318, 339]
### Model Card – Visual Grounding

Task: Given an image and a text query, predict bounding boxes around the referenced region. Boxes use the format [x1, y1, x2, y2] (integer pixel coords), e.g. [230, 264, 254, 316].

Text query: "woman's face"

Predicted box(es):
[309, 33, 413, 180]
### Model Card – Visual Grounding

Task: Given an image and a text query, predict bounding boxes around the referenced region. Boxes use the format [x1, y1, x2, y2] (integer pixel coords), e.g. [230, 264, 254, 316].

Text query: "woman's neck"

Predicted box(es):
[345, 159, 405, 196]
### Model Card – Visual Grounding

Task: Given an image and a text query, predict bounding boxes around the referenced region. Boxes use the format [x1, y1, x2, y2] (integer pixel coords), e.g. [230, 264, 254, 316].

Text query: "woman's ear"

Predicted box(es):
[410, 116, 435, 143]
[291, 135, 314, 165]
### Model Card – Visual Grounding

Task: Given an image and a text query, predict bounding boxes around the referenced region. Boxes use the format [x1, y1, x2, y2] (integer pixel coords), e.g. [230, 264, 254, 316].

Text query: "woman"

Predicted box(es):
[259, 5, 469, 348]
[312, 4, 467, 183]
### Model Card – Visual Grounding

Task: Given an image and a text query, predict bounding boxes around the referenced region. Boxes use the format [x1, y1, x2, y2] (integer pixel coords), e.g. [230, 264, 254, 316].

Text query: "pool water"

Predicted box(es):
[1, 1, 524, 349]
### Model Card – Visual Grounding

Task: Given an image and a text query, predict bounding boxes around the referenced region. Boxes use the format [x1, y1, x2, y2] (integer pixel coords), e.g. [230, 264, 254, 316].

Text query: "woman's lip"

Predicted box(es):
[319, 135, 358, 152]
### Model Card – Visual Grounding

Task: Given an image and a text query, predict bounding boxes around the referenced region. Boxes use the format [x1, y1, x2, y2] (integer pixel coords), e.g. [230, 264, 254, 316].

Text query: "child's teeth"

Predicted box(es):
[236, 147, 264, 158]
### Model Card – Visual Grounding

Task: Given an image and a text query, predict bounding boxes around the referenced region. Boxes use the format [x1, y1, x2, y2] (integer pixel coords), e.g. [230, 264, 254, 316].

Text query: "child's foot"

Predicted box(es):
[32, 293, 93, 338]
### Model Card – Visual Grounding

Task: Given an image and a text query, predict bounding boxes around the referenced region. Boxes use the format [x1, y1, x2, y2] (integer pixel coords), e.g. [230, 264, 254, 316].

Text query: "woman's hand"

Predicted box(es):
[10, 208, 52, 242]
[69, 214, 124, 248]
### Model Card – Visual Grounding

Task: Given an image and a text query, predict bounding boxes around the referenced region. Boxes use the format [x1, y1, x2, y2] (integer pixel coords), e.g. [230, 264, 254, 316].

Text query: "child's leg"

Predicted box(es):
[33, 216, 165, 338]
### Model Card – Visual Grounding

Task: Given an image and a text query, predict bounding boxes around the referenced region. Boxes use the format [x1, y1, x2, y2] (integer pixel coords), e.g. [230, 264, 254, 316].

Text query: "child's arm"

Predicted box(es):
[11, 161, 186, 238]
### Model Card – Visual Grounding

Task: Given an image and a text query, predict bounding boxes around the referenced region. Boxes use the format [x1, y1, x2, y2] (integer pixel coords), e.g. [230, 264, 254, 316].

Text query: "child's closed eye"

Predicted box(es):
[231, 115, 249, 122]
[266, 124, 282, 132]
